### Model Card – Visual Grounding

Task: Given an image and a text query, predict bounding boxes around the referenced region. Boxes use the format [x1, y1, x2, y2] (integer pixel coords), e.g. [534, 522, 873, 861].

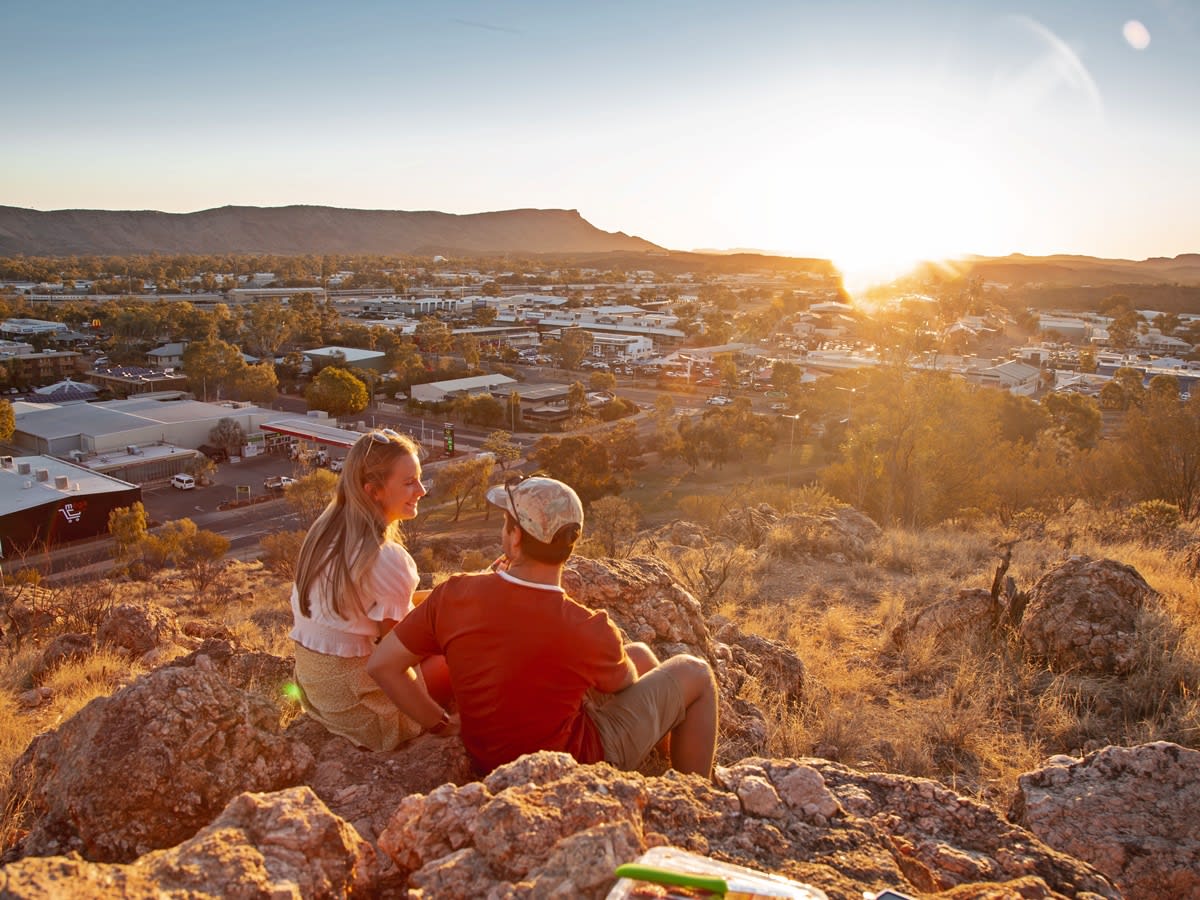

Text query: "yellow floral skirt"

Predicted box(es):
[292, 642, 423, 751]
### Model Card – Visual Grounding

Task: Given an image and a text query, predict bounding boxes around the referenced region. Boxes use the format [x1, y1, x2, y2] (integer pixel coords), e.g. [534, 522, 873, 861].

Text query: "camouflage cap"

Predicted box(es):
[486, 476, 584, 544]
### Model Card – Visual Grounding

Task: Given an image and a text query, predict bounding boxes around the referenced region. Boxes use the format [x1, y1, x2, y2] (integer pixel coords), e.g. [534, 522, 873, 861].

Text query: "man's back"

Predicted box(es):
[393, 570, 631, 771]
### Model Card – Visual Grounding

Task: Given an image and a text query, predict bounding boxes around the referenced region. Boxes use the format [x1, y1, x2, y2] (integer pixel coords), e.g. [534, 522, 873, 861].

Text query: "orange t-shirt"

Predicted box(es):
[393, 571, 630, 772]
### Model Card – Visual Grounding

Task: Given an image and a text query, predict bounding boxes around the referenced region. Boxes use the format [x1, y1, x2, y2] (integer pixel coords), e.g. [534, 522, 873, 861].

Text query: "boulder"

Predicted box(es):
[773, 508, 882, 561]
[95, 602, 179, 659]
[10, 665, 313, 862]
[166, 638, 294, 695]
[0, 787, 376, 899]
[1009, 741, 1200, 899]
[1018, 556, 1158, 674]
[564, 555, 710, 650]
[31, 633, 94, 682]
[647, 519, 713, 549]
[287, 716, 476, 893]
[376, 751, 1119, 900]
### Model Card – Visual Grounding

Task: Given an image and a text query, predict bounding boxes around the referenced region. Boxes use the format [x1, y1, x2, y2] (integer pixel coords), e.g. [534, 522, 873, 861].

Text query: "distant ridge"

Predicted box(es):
[917, 252, 1200, 287]
[0, 205, 662, 257]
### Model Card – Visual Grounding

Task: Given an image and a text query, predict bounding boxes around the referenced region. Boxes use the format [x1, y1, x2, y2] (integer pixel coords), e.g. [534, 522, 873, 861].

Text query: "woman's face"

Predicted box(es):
[367, 451, 427, 523]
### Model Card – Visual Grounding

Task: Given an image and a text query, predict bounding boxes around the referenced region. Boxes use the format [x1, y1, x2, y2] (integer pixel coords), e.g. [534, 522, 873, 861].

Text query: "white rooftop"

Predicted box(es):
[0, 455, 137, 514]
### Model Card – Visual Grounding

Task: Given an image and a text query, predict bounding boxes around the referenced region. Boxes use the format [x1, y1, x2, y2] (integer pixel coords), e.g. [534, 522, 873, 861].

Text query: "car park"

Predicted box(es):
[170, 473, 196, 490]
[264, 475, 297, 492]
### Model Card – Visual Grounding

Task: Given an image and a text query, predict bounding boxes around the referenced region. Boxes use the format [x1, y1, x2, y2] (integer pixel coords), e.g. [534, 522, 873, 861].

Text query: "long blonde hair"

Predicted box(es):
[295, 429, 421, 620]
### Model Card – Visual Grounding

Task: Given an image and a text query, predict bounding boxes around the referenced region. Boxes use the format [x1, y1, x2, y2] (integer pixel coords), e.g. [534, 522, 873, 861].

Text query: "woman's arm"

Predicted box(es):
[367, 631, 459, 735]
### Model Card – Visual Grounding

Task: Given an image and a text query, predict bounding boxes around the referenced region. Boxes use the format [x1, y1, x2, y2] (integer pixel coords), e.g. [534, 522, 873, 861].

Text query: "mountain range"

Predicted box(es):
[0, 205, 660, 258]
[1, 205, 1197, 291]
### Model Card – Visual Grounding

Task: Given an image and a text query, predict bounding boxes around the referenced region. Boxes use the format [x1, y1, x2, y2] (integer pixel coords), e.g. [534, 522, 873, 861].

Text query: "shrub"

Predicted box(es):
[1128, 500, 1182, 545]
[260, 530, 305, 581]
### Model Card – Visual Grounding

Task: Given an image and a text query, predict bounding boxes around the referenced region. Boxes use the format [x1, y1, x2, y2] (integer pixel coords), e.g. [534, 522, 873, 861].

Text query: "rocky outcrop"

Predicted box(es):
[0, 787, 375, 899]
[565, 555, 709, 651]
[10, 665, 313, 862]
[774, 508, 882, 562]
[31, 633, 94, 682]
[166, 638, 295, 694]
[377, 751, 1119, 900]
[287, 717, 476, 893]
[96, 602, 179, 659]
[1018, 557, 1159, 674]
[1009, 741, 1200, 899]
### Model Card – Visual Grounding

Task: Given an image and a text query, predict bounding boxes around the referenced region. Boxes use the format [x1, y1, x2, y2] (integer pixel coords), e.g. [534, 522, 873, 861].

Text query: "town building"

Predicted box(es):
[87, 365, 190, 398]
[0, 455, 140, 552]
[302, 346, 388, 372]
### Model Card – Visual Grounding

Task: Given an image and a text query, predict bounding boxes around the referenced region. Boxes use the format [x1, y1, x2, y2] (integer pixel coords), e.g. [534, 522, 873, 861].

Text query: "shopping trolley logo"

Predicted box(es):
[60, 502, 85, 524]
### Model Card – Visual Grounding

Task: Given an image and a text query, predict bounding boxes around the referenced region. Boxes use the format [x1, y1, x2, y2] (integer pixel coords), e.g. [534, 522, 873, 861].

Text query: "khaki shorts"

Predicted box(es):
[586, 665, 687, 770]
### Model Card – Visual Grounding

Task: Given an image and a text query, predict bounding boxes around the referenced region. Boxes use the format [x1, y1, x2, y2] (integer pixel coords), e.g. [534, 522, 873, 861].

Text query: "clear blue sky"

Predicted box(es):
[4, 0, 1198, 283]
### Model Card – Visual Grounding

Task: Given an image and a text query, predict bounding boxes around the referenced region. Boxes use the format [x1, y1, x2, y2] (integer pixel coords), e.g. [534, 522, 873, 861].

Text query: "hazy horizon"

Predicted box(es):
[4, 1, 1200, 286]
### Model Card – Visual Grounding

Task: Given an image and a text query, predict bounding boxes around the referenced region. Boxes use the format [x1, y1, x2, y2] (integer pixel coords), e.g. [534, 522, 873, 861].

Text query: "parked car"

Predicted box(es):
[328, 458, 344, 473]
[264, 475, 297, 492]
[706, 396, 733, 406]
[170, 473, 196, 490]
[770, 402, 787, 412]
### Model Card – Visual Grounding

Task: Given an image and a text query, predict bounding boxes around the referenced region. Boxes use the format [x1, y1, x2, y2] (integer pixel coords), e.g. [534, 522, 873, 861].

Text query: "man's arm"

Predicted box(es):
[367, 631, 458, 734]
[593, 652, 638, 694]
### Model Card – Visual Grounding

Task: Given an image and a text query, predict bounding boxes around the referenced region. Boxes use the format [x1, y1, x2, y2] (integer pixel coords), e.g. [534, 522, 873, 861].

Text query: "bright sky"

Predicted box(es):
[4, 0, 1199, 286]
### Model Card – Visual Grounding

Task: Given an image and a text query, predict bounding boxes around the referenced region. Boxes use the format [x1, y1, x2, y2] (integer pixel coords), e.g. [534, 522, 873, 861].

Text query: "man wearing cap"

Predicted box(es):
[367, 475, 718, 778]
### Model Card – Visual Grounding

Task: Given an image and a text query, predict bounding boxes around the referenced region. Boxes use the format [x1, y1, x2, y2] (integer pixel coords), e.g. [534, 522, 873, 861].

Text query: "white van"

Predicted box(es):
[170, 473, 196, 490]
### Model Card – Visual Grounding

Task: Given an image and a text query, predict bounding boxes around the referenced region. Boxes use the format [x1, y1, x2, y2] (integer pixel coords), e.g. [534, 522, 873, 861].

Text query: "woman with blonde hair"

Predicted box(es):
[290, 428, 451, 750]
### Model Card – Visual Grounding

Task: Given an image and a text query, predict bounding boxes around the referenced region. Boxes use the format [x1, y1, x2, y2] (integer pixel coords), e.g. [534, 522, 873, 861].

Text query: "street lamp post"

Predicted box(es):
[782, 413, 801, 491]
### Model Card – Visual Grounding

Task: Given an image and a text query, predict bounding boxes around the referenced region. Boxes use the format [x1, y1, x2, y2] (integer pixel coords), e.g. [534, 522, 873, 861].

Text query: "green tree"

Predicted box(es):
[233, 361, 279, 405]
[771, 361, 803, 395]
[0, 399, 13, 442]
[415, 316, 453, 354]
[389, 341, 426, 386]
[108, 503, 149, 563]
[209, 418, 247, 458]
[559, 328, 594, 370]
[584, 495, 642, 558]
[286, 468, 338, 526]
[1148, 373, 1181, 404]
[1077, 347, 1097, 373]
[243, 298, 294, 357]
[1119, 392, 1200, 519]
[532, 434, 625, 504]
[458, 334, 482, 370]
[481, 430, 522, 471]
[457, 393, 504, 427]
[306, 367, 369, 417]
[179, 529, 230, 593]
[715, 353, 739, 391]
[183, 338, 245, 401]
[436, 455, 496, 521]
[1107, 310, 1141, 350]
[589, 370, 616, 393]
[1043, 391, 1102, 449]
[506, 391, 523, 431]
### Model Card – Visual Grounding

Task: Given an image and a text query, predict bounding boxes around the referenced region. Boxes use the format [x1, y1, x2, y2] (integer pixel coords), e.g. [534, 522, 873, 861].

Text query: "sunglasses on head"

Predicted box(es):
[503, 473, 533, 534]
[368, 428, 402, 444]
